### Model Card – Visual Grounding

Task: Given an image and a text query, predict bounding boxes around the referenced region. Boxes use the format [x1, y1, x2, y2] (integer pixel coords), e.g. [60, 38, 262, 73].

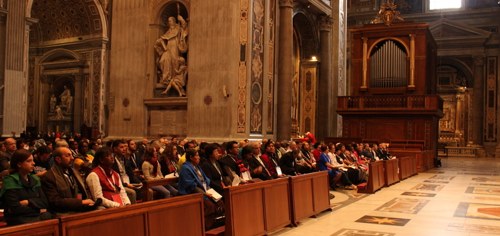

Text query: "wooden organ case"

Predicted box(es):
[338, 3, 443, 172]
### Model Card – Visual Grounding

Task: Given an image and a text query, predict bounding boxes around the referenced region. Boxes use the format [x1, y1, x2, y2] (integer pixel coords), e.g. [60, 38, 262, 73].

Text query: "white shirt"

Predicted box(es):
[86, 168, 131, 208]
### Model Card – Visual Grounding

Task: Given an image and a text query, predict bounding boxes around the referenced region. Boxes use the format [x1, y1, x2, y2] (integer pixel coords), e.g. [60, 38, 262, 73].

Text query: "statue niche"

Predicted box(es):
[49, 85, 73, 121]
[155, 6, 188, 97]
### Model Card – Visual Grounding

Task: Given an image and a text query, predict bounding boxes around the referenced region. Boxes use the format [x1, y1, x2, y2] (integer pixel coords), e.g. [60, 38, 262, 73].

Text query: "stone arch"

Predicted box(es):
[27, 0, 108, 39]
[151, 0, 190, 25]
[437, 57, 473, 87]
[292, 10, 320, 135]
[293, 11, 319, 60]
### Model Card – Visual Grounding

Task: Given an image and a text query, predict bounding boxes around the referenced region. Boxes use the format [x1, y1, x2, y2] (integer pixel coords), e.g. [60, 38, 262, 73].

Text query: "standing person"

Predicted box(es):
[0, 149, 53, 225]
[42, 147, 100, 213]
[86, 147, 131, 208]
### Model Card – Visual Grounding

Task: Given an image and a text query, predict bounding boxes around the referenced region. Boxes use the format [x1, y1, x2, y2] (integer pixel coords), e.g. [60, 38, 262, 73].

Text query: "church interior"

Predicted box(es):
[0, 0, 500, 235]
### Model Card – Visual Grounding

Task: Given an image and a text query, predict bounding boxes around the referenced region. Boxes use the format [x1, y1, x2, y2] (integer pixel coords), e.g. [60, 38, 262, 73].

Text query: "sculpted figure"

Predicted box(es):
[155, 15, 188, 95]
[59, 86, 72, 111]
[49, 94, 57, 113]
[54, 106, 64, 120]
[163, 57, 187, 96]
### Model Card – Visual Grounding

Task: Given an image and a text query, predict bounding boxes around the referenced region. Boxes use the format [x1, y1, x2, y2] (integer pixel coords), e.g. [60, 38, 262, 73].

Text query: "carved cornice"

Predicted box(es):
[279, 0, 294, 8]
[319, 16, 333, 31]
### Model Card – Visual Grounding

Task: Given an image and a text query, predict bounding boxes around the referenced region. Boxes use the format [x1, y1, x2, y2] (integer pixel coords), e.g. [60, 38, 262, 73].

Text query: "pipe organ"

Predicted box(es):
[338, 20, 441, 172]
[370, 40, 408, 88]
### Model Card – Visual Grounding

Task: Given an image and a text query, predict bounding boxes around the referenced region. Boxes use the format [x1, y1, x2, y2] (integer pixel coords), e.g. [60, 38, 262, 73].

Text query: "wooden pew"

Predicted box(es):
[384, 158, 400, 186]
[141, 176, 179, 202]
[289, 171, 331, 225]
[358, 161, 385, 194]
[398, 156, 417, 180]
[58, 193, 204, 236]
[224, 178, 291, 236]
[0, 219, 59, 236]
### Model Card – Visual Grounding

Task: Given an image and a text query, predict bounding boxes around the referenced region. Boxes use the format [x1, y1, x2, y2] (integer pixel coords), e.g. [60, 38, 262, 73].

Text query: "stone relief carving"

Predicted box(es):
[155, 14, 188, 97]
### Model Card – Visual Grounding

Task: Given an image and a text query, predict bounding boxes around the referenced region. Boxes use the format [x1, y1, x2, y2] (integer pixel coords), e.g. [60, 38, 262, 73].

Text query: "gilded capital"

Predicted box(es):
[319, 16, 333, 31]
[279, 0, 294, 8]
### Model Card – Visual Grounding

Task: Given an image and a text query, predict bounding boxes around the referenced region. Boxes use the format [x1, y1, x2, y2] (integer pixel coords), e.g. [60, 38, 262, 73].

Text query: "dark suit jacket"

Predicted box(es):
[247, 156, 272, 180]
[219, 154, 241, 176]
[200, 159, 225, 194]
[279, 151, 296, 176]
[41, 165, 90, 213]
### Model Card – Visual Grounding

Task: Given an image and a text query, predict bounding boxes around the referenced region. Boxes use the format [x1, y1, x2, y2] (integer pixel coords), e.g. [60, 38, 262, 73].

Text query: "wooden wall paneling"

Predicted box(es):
[290, 174, 315, 225]
[224, 184, 266, 236]
[263, 178, 292, 232]
[147, 194, 205, 236]
[311, 171, 331, 214]
[0, 219, 59, 236]
[59, 194, 205, 236]
[384, 159, 400, 186]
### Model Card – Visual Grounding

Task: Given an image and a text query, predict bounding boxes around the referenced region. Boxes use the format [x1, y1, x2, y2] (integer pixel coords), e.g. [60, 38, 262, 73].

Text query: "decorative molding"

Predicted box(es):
[278, 0, 294, 8]
[319, 16, 333, 31]
[371, 0, 404, 26]
[237, 0, 249, 133]
[250, 0, 265, 134]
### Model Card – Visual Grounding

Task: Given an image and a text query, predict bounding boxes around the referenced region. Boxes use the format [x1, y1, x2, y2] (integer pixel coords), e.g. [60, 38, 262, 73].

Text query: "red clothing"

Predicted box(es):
[312, 149, 321, 162]
[92, 167, 123, 206]
[260, 153, 277, 178]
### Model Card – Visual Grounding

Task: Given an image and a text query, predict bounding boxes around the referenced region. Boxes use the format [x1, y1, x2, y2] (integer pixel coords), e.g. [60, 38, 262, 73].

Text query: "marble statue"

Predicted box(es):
[155, 15, 188, 96]
[54, 105, 64, 120]
[164, 57, 187, 96]
[49, 94, 57, 113]
[59, 86, 73, 112]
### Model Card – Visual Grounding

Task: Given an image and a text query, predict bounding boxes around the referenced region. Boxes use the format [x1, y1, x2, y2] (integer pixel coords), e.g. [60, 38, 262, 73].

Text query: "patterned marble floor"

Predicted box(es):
[272, 157, 500, 236]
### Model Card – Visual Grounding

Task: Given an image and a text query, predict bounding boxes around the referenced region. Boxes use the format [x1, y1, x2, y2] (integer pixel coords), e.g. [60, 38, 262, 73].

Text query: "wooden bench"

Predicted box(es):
[0, 219, 59, 236]
[59, 193, 204, 236]
[384, 158, 400, 187]
[398, 156, 417, 180]
[224, 177, 291, 236]
[358, 160, 385, 194]
[289, 171, 331, 225]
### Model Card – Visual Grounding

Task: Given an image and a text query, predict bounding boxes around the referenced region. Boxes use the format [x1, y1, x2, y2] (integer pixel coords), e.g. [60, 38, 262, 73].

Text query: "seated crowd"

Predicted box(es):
[0, 134, 392, 228]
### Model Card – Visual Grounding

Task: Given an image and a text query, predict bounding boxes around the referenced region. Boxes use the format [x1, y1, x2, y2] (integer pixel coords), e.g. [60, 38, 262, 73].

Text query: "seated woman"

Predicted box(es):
[142, 147, 178, 198]
[178, 149, 224, 230]
[0, 149, 53, 225]
[200, 143, 227, 194]
[86, 147, 131, 208]
[161, 143, 180, 176]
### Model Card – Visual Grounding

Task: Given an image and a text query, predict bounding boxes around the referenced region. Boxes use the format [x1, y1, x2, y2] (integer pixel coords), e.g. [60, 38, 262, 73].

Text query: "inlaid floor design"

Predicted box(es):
[273, 157, 500, 236]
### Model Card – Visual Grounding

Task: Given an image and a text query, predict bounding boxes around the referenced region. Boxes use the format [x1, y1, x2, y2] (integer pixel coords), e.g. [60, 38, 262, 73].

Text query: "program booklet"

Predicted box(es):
[206, 188, 223, 202]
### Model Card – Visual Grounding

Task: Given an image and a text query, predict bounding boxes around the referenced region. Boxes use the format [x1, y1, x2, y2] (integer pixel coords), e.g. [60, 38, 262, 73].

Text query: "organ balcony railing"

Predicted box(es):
[337, 95, 443, 116]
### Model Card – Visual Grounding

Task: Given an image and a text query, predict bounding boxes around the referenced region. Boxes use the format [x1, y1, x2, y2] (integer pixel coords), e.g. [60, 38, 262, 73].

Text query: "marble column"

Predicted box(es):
[316, 16, 332, 140]
[472, 56, 484, 145]
[277, 0, 294, 141]
[2, 0, 29, 136]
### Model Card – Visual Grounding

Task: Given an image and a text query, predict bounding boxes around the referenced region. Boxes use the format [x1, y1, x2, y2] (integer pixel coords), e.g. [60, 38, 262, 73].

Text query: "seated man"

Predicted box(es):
[42, 147, 100, 213]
